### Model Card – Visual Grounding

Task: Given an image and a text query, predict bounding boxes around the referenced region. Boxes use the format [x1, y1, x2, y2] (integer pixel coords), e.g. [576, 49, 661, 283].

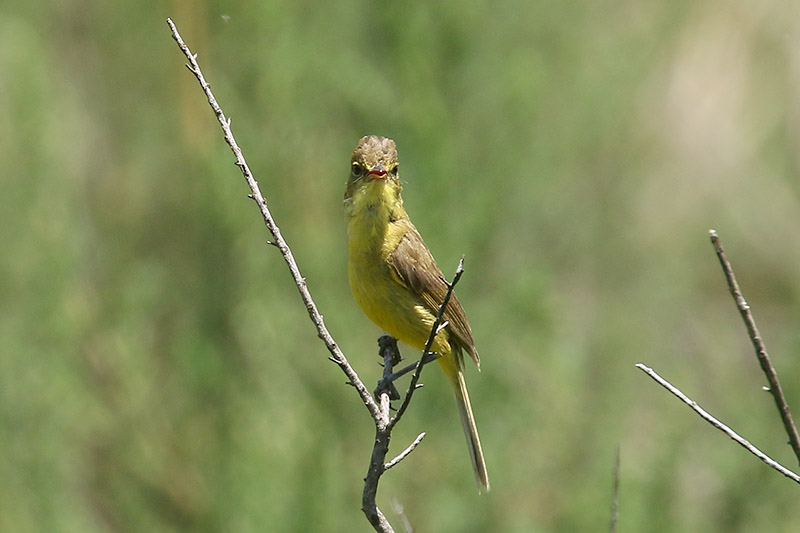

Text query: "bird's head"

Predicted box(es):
[344, 135, 401, 205]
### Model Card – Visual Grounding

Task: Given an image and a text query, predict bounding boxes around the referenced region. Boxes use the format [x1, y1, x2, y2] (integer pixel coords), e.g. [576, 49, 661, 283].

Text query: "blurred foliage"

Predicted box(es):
[2, 0, 800, 531]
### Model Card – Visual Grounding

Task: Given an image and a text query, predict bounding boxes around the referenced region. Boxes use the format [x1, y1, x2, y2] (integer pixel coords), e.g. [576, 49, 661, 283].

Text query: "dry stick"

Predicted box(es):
[362, 391, 394, 532]
[391, 256, 465, 429]
[165, 19, 379, 419]
[636, 364, 800, 484]
[362, 258, 465, 531]
[166, 19, 399, 532]
[361, 337, 403, 532]
[709, 229, 800, 467]
[385, 432, 427, 471]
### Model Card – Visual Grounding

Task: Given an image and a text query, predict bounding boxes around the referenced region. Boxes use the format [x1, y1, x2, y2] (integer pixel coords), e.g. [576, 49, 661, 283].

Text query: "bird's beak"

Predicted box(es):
[367, 165, 387, 180]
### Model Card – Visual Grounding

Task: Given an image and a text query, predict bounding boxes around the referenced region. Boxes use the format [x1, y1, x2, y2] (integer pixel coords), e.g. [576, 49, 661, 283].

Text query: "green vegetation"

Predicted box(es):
[2, 1, 798, 531]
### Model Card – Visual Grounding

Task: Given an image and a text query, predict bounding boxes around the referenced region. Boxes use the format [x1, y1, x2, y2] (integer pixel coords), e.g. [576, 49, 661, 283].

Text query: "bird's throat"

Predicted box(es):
[347, 182, 407, 259]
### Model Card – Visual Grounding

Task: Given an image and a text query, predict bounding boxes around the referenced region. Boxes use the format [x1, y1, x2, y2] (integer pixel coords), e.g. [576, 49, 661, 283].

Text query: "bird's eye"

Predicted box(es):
[351, 162, 365, 177]
[390, 165, 398, 176]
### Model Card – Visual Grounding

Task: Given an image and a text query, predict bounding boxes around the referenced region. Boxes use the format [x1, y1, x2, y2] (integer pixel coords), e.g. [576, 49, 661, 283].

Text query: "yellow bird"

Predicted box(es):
[344, 135, 489, 491]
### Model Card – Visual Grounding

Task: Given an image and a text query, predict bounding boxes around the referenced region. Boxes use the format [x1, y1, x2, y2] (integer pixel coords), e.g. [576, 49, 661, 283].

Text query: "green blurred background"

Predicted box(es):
[2, 0, 799, 531]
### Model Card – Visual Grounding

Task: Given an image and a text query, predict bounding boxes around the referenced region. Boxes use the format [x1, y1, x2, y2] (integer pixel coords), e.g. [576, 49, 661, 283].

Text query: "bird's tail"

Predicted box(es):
[440, 356, 490, 492]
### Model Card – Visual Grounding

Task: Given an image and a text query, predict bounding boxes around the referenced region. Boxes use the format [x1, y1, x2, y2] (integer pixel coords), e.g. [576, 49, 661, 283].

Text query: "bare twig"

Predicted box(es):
[165, 19, 378, 421]
[363, 418, 394, 532]
[385, 433, 427, 471]
[609, 446, 620, 533]
[362, 258, 466, 531]
[636, 363, 800, 484]
[167, 19, 399, 531]
[167, 20, 465, 531]
[709, 229, 800, 467]
[361, 337, 399, 530]
[390, 256, 465, 428]
[386, 352, 437, 382]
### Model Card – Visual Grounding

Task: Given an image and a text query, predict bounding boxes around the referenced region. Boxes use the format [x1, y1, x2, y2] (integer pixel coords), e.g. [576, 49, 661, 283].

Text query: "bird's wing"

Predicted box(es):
[389, 220, 480, 367]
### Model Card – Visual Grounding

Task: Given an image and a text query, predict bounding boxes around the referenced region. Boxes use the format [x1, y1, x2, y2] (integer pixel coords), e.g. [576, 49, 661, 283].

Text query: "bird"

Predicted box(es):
[344, 135, 489, 491]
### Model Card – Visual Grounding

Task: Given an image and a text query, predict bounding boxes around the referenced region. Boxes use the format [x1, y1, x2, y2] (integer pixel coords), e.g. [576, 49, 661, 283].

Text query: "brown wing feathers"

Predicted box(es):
[389, 221, 480, 368]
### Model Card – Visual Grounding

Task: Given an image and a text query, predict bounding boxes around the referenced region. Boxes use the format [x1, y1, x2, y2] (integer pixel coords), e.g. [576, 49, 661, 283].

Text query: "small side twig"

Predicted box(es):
[385, 433, 427, 471]
[636, 363, 800, 484]
[386, 352, 437, 383]
[709, 229, 800, 467]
